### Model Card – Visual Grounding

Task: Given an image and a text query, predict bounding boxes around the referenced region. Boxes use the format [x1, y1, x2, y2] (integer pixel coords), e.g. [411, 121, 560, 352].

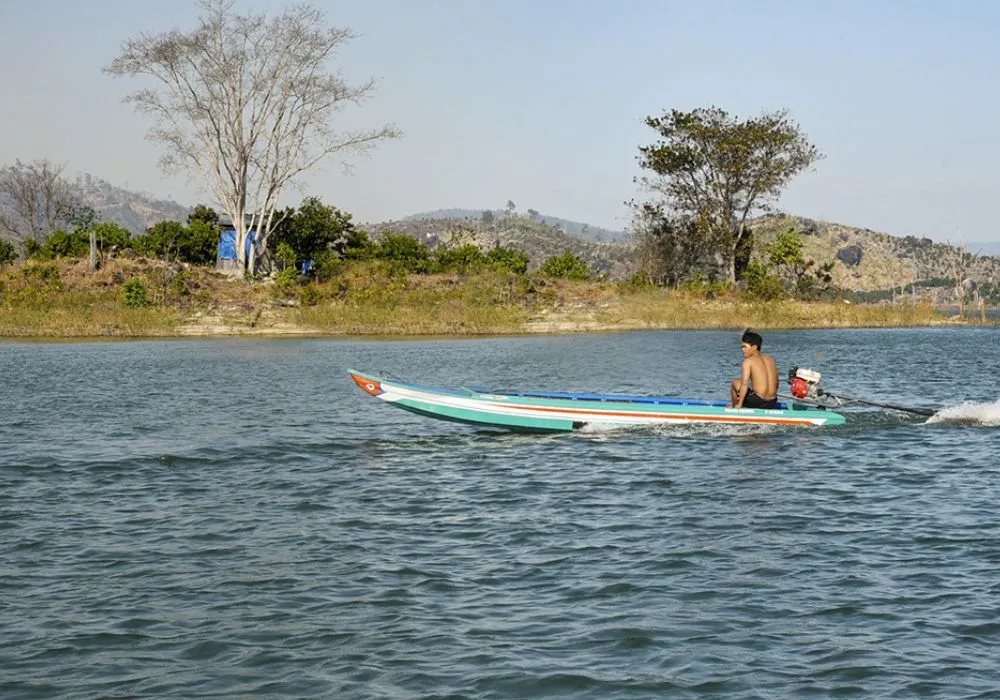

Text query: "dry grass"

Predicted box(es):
[0, 257, 972, 339]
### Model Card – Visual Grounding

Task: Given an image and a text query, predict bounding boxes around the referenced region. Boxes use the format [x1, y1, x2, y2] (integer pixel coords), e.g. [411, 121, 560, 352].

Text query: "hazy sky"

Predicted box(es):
[1, 0, 998, 241]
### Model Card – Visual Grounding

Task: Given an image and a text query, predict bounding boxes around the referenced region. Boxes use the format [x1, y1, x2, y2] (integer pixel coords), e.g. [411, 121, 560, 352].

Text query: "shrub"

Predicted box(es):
[434, 244, 487, 274]
[376, 233, 430, 273]
[26, 230, 88, 260]
[274, 241, 297, 270]
[539, 252, 591, 281]
[0, 238, 16, 267]
[21, 263, 63, 289]
[90, 222, 133, 252]
[743, 261, 786, 301]
[121, 278, 150, 307]
[311, 250, 341, 282]
[298, 283, 322, 306]
[486, 246, 529, 275]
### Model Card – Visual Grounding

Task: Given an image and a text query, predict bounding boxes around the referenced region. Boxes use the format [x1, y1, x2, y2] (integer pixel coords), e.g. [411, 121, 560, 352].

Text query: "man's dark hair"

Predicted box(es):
[741, 328, 762, 350]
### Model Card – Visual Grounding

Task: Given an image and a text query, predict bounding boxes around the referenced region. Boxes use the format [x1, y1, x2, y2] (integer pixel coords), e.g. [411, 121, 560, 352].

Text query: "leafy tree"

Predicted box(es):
[0, 237, 16, 267]
[105, 0, 401, 276]
[188, 204, 220, 229]
[636, 107, 821, 283]
[182, 220, 220, 265]
[66, 203, 100, 232]
[764, 228, 834, 299]
[481, 210, 494, 224]
[23, 222, 132, 261]
[540, 252, 591, 281]
[135, 220, 215, 264]
[376, 233, 430, 273]
[270, 197, 363, 265]
[90, 222, 132, 250]
[135, 221, 185, 261]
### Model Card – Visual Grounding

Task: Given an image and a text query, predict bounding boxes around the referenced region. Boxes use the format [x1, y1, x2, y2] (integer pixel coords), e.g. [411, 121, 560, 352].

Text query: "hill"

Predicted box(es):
[749, 215, 1000, 301]
[403, 208, 627, 243]
[71, 173, 192, 234]
[363, 215, 634, 279]
[0, 167, 191, 240]
[371, 211, 1000, 295]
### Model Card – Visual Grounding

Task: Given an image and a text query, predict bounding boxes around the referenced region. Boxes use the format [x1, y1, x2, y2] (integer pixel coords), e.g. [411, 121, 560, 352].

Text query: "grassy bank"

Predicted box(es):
[0, 257, 977, 339]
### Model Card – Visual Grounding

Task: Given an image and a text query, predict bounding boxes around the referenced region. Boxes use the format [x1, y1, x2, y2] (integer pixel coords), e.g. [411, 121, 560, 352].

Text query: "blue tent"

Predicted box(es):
[218, 228, 257, 261]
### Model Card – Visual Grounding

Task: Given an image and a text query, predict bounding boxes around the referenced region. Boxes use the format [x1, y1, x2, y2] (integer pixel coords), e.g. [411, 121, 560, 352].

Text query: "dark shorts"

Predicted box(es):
[743, 389, 778, 410]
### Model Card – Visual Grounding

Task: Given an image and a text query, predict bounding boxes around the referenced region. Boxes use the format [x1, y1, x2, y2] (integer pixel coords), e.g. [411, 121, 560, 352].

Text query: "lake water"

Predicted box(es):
[2, 328, 1000, 698]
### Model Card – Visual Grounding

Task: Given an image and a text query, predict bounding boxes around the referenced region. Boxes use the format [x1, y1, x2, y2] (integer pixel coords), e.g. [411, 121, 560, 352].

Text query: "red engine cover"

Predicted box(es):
[790, 377, 809, 398]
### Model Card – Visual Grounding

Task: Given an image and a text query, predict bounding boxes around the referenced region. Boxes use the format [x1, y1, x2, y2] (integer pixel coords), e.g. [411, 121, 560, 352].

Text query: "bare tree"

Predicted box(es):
[0, 159, 76, 240]
[944, 238, 980, 319]
[104, 0, 401, 276]
[629, 201, 709, 287]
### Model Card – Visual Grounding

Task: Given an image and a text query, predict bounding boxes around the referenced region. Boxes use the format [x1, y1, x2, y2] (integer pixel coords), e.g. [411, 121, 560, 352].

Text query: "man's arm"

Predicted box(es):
[734, 359, 752, 408]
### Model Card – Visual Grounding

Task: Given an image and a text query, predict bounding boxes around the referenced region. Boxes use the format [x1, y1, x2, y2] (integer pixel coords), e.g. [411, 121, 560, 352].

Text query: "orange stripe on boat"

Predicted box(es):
[491, 402, 816, 425]
[351, 374, 383, 396]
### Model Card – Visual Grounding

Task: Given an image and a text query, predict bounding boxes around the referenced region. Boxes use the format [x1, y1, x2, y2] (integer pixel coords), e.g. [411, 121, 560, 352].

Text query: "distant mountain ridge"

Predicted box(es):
[366, 214, 634, 279]
[0, 168, 192, 240]
[403, 208, 627, 243]
[71, 173, 192, 234]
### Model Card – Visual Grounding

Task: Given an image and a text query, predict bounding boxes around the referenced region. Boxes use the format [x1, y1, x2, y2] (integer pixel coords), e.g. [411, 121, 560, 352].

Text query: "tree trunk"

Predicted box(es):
[89, 230, 98, 271]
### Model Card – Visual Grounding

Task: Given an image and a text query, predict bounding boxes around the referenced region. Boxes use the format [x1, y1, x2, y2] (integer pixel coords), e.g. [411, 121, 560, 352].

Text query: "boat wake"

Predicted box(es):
[925, 400, 1000, 427]
[575, 421, 782, 439]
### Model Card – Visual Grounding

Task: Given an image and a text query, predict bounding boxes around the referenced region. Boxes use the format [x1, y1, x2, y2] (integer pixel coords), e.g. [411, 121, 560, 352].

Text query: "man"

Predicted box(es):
[730, 328, 779, 409]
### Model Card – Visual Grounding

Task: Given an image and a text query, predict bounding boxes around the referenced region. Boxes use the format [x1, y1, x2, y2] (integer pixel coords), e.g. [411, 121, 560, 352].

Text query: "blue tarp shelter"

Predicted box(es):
[218, 228, 257, 261]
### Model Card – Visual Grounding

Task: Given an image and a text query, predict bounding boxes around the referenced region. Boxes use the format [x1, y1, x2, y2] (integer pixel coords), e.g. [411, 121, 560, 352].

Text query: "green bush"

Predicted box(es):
[0, 238, 16, 267]
[27, 230, 87, 260]
[274, 241, 297, 271]
[121, 278, 150, 307]
[376, 233, 430, 273]
[21, 263, 63, 289]
[743, 262, 786, 301]
[539, 252, 591, 281]
[312, 250, 341, 282]
[90, 222, 133, 252]
[486, 246, 529, 275]
[134, 220, 214, 264]
[298, 283, 322, 306]
[23, 224, 134, 261]
[434, 244, 487, 274]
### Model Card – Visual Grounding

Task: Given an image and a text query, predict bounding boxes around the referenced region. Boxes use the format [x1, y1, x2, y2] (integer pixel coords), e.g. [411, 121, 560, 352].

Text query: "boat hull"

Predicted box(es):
[348, 370, 846, 432]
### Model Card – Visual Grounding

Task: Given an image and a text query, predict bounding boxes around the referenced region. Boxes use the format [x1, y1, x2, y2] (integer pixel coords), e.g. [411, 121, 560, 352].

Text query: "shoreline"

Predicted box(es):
[0, 309, 978, 343]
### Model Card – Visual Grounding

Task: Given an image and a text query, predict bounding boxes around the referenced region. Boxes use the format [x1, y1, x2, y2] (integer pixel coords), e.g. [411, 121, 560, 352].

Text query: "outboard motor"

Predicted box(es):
[788, 366, 822, 399]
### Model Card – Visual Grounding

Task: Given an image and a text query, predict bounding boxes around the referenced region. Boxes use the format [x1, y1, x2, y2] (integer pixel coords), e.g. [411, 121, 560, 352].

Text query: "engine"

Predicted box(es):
[788, 366, 822, 399]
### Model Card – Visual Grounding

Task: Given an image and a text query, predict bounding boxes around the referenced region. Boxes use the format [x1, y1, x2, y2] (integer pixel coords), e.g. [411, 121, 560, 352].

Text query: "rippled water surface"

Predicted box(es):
[3, 328, 1000, 698]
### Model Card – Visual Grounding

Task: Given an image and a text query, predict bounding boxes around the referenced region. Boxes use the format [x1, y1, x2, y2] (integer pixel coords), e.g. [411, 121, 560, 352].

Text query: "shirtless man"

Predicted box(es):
[730, 329, 778, 409]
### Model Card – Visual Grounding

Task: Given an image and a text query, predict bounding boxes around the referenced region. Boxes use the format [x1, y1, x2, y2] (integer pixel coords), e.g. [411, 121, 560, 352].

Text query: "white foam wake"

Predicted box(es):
[925, 400, 1000, 426]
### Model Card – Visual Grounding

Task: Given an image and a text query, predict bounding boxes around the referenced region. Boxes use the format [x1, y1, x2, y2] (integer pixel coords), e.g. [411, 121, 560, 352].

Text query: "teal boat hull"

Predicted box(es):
[349, 370, 847, 432]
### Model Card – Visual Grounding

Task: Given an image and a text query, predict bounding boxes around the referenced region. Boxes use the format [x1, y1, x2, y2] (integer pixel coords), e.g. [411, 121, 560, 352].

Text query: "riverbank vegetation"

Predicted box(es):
[0, 246, 958, 339]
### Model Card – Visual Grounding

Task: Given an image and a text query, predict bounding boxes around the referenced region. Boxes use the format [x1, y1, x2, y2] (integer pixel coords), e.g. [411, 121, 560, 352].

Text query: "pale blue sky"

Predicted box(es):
[1, 0, 998, 241]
